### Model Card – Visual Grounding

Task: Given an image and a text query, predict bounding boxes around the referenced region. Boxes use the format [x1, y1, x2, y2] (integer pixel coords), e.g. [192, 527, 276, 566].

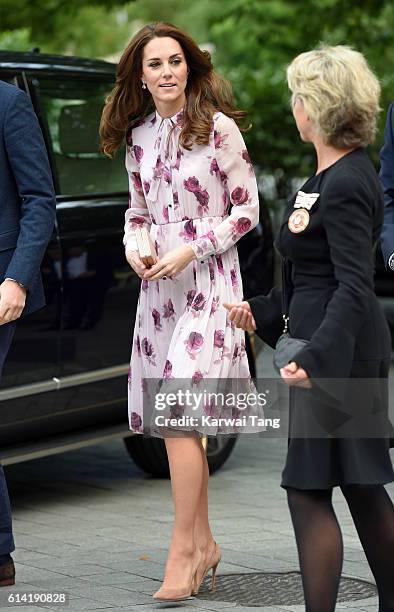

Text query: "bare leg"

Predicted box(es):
[155, 435, 204, 595]
[194, 439, 215, 553]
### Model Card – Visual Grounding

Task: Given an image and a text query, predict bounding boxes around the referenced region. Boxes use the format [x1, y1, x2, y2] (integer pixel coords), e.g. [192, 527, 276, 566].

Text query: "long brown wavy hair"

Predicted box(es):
[100, 22, 248, 157]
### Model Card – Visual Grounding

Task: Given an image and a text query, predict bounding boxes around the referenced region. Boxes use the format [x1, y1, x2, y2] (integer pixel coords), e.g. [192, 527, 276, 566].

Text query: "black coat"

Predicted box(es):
[250, 148, 391, 378]
[249, 148, 393, 489]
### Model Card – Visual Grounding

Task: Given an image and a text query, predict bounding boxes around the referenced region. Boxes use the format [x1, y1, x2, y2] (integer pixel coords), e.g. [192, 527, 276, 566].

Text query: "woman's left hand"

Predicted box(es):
[143, 245, 196, 280]
[280, 361, 312, 388]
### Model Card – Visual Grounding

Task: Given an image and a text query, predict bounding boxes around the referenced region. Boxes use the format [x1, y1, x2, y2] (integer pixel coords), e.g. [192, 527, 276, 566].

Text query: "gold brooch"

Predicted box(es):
[288, 208, 310, 233]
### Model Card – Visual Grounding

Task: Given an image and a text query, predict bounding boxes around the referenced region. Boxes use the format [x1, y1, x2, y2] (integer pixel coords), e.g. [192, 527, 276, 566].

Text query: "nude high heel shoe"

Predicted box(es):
[152, 552, 200, 602]
[192, 541, 221, 595]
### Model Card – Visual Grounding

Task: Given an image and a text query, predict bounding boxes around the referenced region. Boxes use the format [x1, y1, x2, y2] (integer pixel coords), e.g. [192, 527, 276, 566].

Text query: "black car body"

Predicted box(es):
[0, 51, 274, 475]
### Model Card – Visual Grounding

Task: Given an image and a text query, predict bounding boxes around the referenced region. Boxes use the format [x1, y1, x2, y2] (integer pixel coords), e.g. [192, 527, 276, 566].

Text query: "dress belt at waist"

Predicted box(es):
[151, 215, 227, 226]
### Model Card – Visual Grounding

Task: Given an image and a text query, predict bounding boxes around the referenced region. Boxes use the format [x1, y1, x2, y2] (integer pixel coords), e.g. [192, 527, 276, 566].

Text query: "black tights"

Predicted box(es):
[287, 485, 394, 612]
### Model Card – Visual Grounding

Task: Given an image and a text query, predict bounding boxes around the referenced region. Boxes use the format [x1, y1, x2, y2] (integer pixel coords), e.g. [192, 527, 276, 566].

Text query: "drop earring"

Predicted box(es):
[142, 81, 147, 89]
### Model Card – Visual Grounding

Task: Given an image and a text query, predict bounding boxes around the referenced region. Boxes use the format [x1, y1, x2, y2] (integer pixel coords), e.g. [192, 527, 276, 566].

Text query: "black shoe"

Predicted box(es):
[0, 557, 15, 586]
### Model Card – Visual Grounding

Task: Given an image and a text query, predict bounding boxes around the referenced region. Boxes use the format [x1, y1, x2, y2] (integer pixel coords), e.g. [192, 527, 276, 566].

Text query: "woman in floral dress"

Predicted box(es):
[100, 22, 260, 602]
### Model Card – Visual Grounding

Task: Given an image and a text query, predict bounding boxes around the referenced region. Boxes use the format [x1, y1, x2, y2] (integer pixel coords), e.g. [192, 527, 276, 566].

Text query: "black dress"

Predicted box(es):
[249, 148, 394, 489]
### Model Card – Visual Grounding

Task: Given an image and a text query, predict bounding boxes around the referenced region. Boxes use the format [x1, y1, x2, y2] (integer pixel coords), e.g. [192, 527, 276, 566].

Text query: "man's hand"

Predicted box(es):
[223, 301, 257, 332]
[280, 361, 311, 388]
[0, 279, 27, 325]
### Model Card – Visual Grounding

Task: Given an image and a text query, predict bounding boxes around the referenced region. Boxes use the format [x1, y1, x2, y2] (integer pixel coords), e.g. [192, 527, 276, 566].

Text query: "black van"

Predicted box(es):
[0, 50, 274, 476]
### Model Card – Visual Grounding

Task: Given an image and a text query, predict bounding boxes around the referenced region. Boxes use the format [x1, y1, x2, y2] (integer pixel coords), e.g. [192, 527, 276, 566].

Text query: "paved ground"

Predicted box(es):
[1, 345, 393, 611]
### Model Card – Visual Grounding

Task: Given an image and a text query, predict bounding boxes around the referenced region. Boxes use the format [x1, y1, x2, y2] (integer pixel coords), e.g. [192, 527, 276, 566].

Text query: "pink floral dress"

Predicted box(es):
[124, 108, 261, 435]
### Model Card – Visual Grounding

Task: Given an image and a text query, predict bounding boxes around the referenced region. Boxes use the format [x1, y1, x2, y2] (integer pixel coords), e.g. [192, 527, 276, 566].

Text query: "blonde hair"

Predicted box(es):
[287, 45, 381, 148]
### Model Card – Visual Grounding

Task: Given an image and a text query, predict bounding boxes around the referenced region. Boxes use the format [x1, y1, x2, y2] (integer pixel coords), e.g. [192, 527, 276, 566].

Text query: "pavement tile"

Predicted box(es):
[64, 584, 153, 606]
[78, 572, 154, 586]
[4, 351, 392, 612]
[0, 608, 52, 612]
[44, 597, 113, 610]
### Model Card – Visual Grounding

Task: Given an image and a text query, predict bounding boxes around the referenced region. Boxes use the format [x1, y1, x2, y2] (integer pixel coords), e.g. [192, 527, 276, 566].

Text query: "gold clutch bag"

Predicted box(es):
[135, 227, 157, 267]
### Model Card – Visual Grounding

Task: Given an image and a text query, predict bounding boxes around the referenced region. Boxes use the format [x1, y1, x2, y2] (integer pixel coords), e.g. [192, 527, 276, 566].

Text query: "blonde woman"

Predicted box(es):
[225, 46, 394, 612]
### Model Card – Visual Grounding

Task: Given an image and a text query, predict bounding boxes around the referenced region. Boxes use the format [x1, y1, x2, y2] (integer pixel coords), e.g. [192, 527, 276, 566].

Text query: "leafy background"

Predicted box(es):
[1, 0, 394, 209]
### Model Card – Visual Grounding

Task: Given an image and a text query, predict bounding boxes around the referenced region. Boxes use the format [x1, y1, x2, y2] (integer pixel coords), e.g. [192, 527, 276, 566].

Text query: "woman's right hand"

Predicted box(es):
[223, 301, 257, 332]
[126, 249, 147, 279]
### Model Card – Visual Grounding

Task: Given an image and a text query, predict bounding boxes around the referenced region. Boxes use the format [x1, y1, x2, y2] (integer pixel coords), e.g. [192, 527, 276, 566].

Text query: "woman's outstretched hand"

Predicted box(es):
[223, 301, 257, 332]
[143, 245, 196, 281]
[280, 361, 311, 388]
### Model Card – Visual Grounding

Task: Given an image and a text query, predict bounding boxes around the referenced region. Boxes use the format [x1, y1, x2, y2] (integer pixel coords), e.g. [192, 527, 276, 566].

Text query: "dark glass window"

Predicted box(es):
[34, 78, 127, 196]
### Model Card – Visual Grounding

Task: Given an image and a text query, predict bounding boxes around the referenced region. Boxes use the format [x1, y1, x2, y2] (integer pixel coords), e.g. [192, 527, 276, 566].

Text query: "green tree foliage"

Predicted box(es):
[1, 0, 394, 202]
[206, 0, 394, 199]
[0, 0, 127, 40]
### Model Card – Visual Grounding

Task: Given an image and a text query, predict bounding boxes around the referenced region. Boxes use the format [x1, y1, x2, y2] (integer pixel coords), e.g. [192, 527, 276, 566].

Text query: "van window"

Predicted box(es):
[34, 78, 127, 196]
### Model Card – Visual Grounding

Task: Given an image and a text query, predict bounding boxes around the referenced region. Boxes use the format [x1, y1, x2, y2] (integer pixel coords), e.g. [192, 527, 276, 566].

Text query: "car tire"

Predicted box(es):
[124, 435, 237, 477]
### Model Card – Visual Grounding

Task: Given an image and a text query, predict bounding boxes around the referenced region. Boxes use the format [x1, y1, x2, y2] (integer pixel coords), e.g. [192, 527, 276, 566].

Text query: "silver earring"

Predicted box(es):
[142, 81, 147, 89]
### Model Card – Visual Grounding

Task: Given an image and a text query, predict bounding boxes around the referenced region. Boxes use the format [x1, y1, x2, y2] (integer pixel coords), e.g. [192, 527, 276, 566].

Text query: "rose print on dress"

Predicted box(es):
[153, 155, 165, 179]
[195, 189, 210, 215]
[210, 158, 228, 185]
[222, 191, 230, 214]
[173, 191, 179, 209]
[170, 403, 184, 419]
[130, 411, 142, 431]
[185, 289, 196, 308]
[229, 217, 252, 240]
[163, 359, 173, 379]
[215, 254, 224, 275]
[163, 206, 169, 224]
[192, 292, 206, 314]
[203, 398, 220, 418]
[163, 168, 172, 184]
[174, 149, 183, 171]
[141, 279, 148, 292]
[230, 268, 238, 288]
[143, 180, 151, 195]
[231, 186, 250, 205]
[142, 337, 156, 366]
[133, 145, 144, 164]
[135, 335, 141, 356]
[214, 330, 225, 349]
[193, 231, 218, 258]
[180, 219, 196, 242]
[184, 177, 210, 215]
[214, 129, 229, 150]
[152, 308, 162, 331]
[210, 296, 219, 316]
[184, 176, 201, 193]
[163, 298, 175, 320]
[192, 369, 204, 385]
[185, 332, 204, 359]
[208, 259, 215, 283]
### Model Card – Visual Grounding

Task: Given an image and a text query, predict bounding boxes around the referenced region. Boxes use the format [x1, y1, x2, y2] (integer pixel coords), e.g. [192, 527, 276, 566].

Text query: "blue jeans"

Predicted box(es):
[0, 321, 17, 556]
